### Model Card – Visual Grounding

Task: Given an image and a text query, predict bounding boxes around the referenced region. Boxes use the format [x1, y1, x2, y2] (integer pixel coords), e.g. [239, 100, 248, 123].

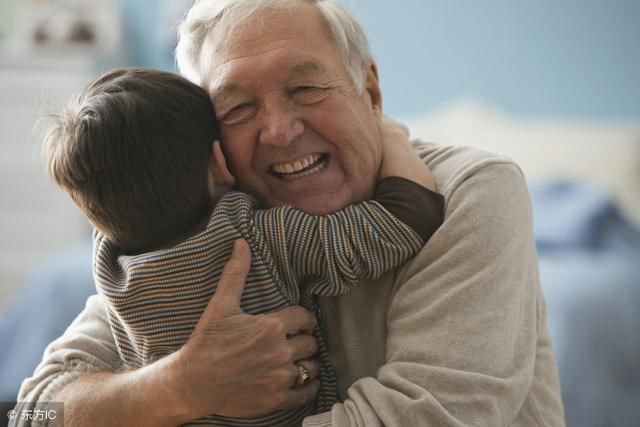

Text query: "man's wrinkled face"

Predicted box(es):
[205, 4, 383, 214]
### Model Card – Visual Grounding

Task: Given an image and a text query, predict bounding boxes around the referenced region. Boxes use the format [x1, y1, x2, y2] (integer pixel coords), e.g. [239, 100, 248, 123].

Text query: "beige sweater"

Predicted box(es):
[18, 143, 565, 426]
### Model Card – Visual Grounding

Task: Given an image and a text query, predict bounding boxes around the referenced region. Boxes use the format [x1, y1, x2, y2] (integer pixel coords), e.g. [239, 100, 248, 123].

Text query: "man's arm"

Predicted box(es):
[303, 159, 564, 426]
[16, 294, 119, 405]
[18, 240, 320, 426]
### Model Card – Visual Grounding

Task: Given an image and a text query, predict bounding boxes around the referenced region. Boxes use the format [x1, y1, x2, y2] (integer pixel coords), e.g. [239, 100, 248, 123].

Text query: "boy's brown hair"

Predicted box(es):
[43, 67, 219, 253]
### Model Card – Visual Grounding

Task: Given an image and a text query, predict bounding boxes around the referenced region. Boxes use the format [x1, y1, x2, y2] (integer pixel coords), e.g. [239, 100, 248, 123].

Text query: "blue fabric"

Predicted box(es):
[531, 181, 640, 427]
[0, 240, 94, 401]
[531, 180, 640, 251]
[540, 252, 640, 426]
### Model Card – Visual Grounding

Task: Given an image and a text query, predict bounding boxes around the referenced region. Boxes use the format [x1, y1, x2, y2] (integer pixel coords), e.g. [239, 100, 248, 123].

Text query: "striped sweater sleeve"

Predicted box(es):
[252, 193, 429, 297]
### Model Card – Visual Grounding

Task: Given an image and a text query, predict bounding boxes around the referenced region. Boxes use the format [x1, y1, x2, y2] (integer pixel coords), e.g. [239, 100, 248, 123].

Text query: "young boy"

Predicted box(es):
[43, 67, 444, 426]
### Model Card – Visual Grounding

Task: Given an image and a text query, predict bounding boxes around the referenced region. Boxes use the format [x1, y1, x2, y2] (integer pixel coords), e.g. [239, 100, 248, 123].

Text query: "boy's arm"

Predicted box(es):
[251, 118, 443, 296]
[373, 177, 443, 246]
[252, 198, 426, 297]
[378, 115, 436, 190]
[373, 114, 445, 243]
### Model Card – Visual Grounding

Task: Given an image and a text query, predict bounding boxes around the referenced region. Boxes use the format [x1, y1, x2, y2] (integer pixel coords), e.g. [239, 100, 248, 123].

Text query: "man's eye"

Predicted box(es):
[222, 104, 257, 125]
[290, 86, 329, 104]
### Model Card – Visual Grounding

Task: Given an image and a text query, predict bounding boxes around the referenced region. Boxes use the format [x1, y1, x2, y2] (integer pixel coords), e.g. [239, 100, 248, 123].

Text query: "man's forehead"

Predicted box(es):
[201, 3, 340, 94]
[210, 60, 330, 99]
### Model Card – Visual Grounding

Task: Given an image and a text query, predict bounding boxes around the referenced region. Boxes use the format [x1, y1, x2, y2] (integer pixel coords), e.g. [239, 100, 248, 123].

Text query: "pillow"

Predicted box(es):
[405, 100, 640, 226]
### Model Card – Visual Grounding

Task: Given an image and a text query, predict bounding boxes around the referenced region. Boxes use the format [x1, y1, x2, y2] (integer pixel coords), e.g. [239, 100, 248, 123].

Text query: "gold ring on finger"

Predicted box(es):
[295, 362, 311, 386]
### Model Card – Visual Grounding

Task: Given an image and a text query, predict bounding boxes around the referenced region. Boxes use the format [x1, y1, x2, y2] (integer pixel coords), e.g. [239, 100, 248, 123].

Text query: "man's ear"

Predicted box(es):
[208, 141, 236, 195]
[364, 60, 383, 119]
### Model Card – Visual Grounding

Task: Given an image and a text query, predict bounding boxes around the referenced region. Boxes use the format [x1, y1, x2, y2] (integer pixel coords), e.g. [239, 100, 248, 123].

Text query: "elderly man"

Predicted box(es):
[18, 0, 565, 425]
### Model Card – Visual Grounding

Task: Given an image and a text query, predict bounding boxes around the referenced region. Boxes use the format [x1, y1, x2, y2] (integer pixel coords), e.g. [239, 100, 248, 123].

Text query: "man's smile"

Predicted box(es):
[270, 153, 329, 180]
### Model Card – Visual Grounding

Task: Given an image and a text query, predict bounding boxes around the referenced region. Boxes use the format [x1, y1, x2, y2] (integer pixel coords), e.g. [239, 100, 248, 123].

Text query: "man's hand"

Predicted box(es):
[166, 239, 320, 421]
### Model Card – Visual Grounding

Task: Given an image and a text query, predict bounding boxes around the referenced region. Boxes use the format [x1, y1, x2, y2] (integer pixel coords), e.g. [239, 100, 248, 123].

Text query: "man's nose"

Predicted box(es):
[258, 101, 304, 147]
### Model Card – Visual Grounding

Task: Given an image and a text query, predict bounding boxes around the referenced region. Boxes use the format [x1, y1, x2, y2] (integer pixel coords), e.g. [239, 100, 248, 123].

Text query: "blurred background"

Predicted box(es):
[0, 1, 638, 426]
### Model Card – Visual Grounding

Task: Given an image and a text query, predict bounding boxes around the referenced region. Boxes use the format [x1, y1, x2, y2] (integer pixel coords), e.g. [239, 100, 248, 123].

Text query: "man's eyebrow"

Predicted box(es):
[288, 62, 328, 79]
[210, 84, 243, 103]
[211, 62, 328, 100]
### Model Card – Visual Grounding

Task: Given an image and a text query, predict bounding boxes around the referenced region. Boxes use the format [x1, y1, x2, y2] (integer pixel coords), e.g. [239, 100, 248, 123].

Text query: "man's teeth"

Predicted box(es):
[272, 154, 323, 174]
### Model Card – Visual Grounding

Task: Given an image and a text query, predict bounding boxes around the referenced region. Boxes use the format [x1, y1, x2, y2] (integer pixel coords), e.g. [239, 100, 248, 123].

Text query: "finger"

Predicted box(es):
[293, 359, 320, 384]
[270, 306, 317, 336]
[207, 239, 251, 317]
[275, 380, 321, 411]
[288, 334, 318, 362]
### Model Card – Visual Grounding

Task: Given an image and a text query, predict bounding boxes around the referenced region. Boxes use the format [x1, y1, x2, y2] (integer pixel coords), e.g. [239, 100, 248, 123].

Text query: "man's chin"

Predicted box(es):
[276, 192, 352, 215]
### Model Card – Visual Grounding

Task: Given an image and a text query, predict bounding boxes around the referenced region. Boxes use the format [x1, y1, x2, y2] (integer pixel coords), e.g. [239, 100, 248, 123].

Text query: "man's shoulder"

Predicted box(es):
[411, 140, 525, 202]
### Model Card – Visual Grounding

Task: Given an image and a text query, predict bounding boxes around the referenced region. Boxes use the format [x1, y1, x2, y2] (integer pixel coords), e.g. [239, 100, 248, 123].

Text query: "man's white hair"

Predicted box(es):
[176, 0, 372, 93]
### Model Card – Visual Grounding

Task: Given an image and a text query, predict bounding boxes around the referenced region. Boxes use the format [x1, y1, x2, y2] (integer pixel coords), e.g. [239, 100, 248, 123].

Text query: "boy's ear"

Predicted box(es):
[208, 141, 235, 194]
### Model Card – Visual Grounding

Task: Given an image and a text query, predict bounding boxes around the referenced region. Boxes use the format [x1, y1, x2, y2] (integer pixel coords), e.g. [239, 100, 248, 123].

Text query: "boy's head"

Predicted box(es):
[43, 67, 234, 254]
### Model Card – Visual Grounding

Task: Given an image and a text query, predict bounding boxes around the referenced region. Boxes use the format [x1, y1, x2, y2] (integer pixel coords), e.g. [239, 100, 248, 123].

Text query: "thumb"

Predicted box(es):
[205, 239, 252, 318]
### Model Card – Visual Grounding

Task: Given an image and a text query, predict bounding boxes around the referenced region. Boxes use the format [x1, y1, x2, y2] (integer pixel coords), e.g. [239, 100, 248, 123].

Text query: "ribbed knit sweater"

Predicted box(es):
[92, 178, 443, 426]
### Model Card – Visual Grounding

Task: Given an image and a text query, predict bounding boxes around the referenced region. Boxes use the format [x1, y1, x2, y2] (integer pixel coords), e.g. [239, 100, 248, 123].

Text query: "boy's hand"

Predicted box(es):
[381, 115, 410, 140]
[379, 116, 437, 192]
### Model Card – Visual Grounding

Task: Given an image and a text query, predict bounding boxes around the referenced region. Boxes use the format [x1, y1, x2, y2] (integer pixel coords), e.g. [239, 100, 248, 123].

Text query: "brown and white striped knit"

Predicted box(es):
[93, 190, 426, 426]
